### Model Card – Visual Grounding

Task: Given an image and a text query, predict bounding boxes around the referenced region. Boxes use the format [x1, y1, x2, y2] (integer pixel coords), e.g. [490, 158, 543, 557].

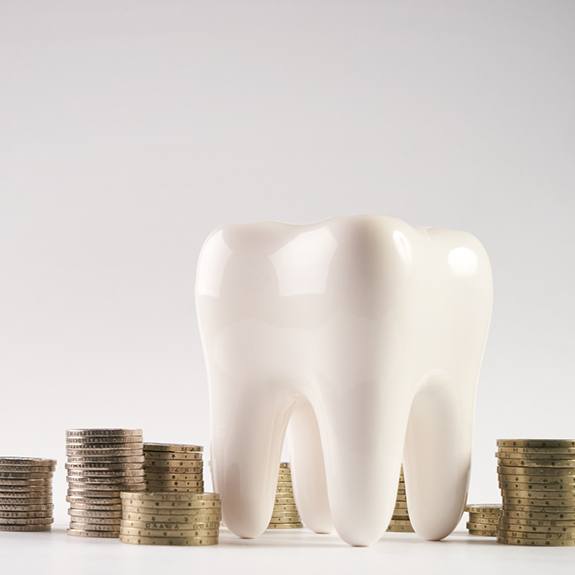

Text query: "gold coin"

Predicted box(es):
[66, 437, 143, 446]
[391, 512, 410, 519]
[121, 513, 221, 524]
[498, 466, 575, 477]
[0, 458, 56, 467]
[67, 456, 145, 464]
[144, 465, 203, 475]
[387, 519, 413, 528]
[0, 496, 53, 506]
[497, 451, 575, 460]
[0, 504, 53, 512]
[145, 472, 202, 480]
[67, 528, 119, 538]
[270, 513, 301, 520]
[67, 448, 143, 457]
[499, 516, 575, 527]
[144, 444, 203, 453]
[500, 489, 575, 500]
[121, 518, 220, 529]
[504, 508, 575, 520]
[0, 510, 52, 519]
[0, 517, 53, 525]
[122, 492, 219, 502]
[69, 503, 122, 512]
[67, 481, 145, 491]
[121, 526, 218, 537]
[145, 479, 204, 487]
[497, 534, 575, 546]
[467, 516, 499, 525]
[502, 496, 575, 508]
[66, 495, 121, 504]
[386, 523, 414, 532]
[121, 500, 221, 512]
[467, 529, 497, 537]
[144, 452, 203, 462]
[267, 523, 303, 529]
[498, 447, 575, 456]
[69, 509, 123, 518]
[497, 440, 575, 449]
[499, 521, 575, 534]
[65, 462, 144, 470]
[120, 534, 218, 545]
[66, 468, 144, 476]
[279, 463, 290, 469]
[499, 479, 575, 491]
[0, 466, 55, 474]
[272, 504, 298, 512]
[67, 429, 142, 436]
[498, 457, 575, 469]
[69, 519, 120, 530]
[498, 529, 575, 540]
[0, 525, 51, 532]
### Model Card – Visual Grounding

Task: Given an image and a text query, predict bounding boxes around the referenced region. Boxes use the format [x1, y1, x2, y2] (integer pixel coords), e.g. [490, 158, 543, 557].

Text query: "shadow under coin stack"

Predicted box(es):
[65, 429, 145, 538]
[497, 439, 575, 546]
[465, 504, 501, 536]
[387, 467, 414, 532]
[0, 457, 55, 532]
[120, 492, 221, 545]
[143, 444, 204, 493]
[268, 463, 302, 529]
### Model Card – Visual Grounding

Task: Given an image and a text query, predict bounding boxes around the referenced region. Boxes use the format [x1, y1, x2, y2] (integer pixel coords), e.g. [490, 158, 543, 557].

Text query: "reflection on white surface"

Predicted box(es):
[196, 230, 233, 298]
[392, 230, 412, 265]
[448, 247, 478, 276]
[269, 228, 338, 296]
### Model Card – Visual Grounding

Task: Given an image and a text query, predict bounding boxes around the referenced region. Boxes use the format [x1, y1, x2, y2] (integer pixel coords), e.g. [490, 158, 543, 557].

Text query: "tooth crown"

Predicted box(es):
[196, 215, 493, 546]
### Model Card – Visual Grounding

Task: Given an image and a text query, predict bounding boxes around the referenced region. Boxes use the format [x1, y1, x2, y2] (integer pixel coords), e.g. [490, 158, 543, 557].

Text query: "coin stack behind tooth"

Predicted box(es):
[497, 439, 575, 546]
[65, 429, 145, 538]
[268, 463, 302, 529]
[120, 491, 221, 545]
[465, 504, 501, 536]
[143, 443, 204, 493]
[387, 467, 413, 533]
[0, 457, 56, 532]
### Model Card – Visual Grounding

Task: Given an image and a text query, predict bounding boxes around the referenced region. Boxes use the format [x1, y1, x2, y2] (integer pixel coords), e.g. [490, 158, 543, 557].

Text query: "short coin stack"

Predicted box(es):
[268, 463, 302, 529]
[465, 504, 501, 537]
[387, 467, 414, 533]
[65, 429, 145, 538]
[120, 491, 221, 545]
[497, 439, 575, 546]
[0, 457, 56, 532]
[143, 443, 204, 493]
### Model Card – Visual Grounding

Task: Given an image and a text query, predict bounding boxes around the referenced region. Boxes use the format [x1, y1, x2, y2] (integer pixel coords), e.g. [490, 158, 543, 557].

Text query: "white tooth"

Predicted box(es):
[196, 216, 493, 546]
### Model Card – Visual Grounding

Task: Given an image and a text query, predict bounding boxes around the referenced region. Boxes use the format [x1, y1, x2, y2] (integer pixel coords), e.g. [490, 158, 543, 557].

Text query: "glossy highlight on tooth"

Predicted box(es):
[196, 215, 493, 546]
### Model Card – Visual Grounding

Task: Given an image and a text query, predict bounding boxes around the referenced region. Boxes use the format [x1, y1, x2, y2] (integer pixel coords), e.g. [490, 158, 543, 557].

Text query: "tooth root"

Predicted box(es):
[318, 385, 410, 546]
[288, 401, 332, 534]
[211, 379, 291, 538]
[403, 377, 471, 540]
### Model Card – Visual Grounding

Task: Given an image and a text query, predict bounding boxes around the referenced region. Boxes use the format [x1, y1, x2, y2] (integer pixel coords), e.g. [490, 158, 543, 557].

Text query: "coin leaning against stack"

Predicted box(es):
[65, 429, 145, 538]
[387, 467, 414, 533]
[268, 463, 302, 529]
[465, 504, 501, 537]
[497, 439, 575, 546]
[120, 491, 221, 545]
[0, 457, 56, 532]
[143, 443, 203, 493]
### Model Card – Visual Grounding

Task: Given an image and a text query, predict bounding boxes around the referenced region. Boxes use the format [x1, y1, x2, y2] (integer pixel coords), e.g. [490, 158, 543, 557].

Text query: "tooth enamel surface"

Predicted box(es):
[196, 216, 493, 546]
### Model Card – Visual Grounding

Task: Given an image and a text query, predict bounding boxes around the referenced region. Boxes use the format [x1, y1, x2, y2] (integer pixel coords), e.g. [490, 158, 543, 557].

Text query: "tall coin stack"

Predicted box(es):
[143, 443, 203, 493]
[120, 491, 221, 545]
[268, 463, 302, 529]
[0, 457, 56, 532]
[465, 504, 501, 537]
[387, 467, 414, 533]
[65, 429, 145, 538]
[497, 439, 575, 546]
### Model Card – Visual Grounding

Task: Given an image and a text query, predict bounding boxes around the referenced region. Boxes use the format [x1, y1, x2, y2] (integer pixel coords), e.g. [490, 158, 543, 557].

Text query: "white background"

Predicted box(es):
[0, 1, 574, 573]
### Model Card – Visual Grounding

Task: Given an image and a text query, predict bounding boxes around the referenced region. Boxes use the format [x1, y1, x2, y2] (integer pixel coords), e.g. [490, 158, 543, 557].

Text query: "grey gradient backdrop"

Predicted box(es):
[1, 0, 574, 526]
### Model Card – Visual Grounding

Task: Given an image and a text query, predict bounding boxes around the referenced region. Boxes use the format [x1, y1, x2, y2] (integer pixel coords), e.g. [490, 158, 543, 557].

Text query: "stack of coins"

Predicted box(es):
[143, 444, 203, 493]
[387, 467, 414, 533]
[497, 439, 575, 546]
[65, 429, 145, 538]
[0, 457, 56, 532]
[268, 463, 302, 529]
[120, 491, 221, 545]
[465, 504, 501, 537]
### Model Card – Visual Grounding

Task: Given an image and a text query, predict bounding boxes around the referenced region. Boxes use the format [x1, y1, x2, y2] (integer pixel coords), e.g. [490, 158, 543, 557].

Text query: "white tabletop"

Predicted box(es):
[1, 524, 573, 575]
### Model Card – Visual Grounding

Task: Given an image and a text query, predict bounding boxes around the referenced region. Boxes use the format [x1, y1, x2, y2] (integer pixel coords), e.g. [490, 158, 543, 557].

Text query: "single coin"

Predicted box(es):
[0, 458, 56, 467]
[0, 517, 53, 525]
[0, 497, 53, 506]
[0, 488, 52, 496]
[67, 455, 145, 464]
[66, 449, 143, 457]
[504, 508, 575, 520]
[144, 473, 203, 481]
[275, 497, 296, 504]
[143, 487, 203, 494]
[467, 516, 499, 525]
[67, 528, 119, 538]
[119, 534, 218, 545]
[392, 512, 410, 519]
[143, 444, 203, 453]
[272, 505, 299, 513]
[496, 451, 575, 461]
[498, 529, 575, 541]
[145, 479, 204, 487]
[121, 513, 221, 525]
[66, 476, 146, 486]
[0, 504, 53, 512]
[121, 501, 221, 513]
[120, 526, 218, 537]
[497, 466, 575, 477]
[497, 440, 575, 449]
[69, 509, 123, 518]
[387, 523, 414, 532]
[502, 497, 575, 508]
[498, 458, 575, 469]
[67, 471, 145, 481]
[67, 481, 145, 491]
[66, 438, 143, 447]
[65, 462, 144, 471]
[0, 510, 53, 519]
[69, 520, 121, 530]
[279, 463, 290, 468]
[499, 480, 575, 491]
[66, 496, 122, 505]
[121, 519, 220, 529]
[499, 517, 575, 527]
[0, 525, 51, 532]
[69, 504, 123, 513]
[122, 492, 219, 502]
[467, 529, 497, 536]
[270, 512, 300, 519]
[67, 429, 142, 436]
[499, 522, 575, 534]
[143, 452, 203, 462]
[267, 523, 303, 529]
[0, 477, 52, 484]
[499, 489, 575, 501]
[0, 466, 55, 474]
[498, 447, 575, 456]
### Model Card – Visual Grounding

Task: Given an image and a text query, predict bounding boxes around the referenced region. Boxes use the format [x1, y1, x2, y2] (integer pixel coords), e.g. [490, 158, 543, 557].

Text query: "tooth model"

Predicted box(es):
[195, 215, 493, 546]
